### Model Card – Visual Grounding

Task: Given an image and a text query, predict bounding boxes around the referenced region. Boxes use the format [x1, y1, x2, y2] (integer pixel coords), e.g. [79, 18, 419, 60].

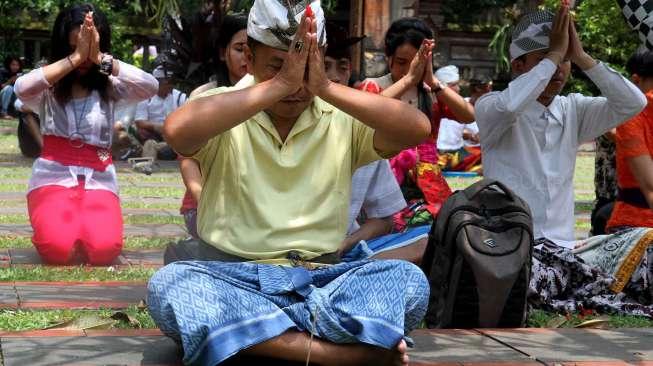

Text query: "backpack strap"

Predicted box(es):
[463, 179, 515, 202]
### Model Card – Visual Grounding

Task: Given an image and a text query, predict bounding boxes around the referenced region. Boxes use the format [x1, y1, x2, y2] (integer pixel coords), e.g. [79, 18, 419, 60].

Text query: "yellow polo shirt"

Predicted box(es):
[192, 75, 387, 264]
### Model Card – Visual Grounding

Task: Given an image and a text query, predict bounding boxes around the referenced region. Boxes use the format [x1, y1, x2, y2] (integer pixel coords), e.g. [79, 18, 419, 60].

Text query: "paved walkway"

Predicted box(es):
[2, 133, 644, 365]
[0, 223, 187, 237]
[0, 247, 163, 267]
[0, 281, 147, 309]
[1, 328, 651, 365]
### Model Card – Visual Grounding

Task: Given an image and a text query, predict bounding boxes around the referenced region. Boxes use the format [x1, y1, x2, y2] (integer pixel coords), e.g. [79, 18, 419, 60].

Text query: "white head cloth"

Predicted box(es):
[435, 65, 460, 84]
[248, 0, 327, 51]
[509, 10, 555, 61]
[152, 65, 173, 79]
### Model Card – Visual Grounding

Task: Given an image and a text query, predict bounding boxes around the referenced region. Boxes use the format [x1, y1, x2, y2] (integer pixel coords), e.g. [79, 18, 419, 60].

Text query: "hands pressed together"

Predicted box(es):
[274, 8, 331, 98]
[397, 38, 447, 93]
[547, 0, 596, 70]
[69, 12, 104, 67]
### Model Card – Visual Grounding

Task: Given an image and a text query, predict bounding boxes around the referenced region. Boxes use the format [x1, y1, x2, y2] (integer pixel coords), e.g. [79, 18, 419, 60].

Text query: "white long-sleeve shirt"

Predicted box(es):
[476, 59, 646, 248]
[15, 62, 158, 194]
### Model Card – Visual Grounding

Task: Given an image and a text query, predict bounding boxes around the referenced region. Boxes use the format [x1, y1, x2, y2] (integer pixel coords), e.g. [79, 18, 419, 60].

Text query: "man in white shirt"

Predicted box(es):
[324, 21, 430, 263]
[475, 7, 646, 248]
[435, 65, 483, 173]
[133, 65, 187, 172]
[463, 77, 493, 148]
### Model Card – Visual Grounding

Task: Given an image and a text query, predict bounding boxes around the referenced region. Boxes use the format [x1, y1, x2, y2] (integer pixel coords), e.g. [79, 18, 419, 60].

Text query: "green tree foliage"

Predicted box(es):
[490, 0, 641, 94]
[552, 0, 640, 94]
[144, 0, 341, 26]
[442, 0, 518, 25]
[0, 0, 152, 66]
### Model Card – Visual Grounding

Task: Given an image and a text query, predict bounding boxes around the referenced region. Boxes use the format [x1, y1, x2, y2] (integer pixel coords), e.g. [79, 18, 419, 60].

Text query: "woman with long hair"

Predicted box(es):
[358, 17, 475, 230]
[0, 56, 23, 119]
[15, 4, 158, 265]
[176, 14, 248, 243]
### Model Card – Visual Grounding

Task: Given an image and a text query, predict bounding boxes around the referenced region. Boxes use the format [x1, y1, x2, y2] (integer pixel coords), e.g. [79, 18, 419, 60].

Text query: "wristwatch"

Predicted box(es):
[431, 81, 447, 94]
[99, 53, 114, 76]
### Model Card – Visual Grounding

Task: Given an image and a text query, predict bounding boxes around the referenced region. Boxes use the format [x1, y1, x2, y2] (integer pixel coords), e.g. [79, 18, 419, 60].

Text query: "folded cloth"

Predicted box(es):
[574, 227, 653, 293]
[529, 231, 653, 318]
[342, 225, 431, 262]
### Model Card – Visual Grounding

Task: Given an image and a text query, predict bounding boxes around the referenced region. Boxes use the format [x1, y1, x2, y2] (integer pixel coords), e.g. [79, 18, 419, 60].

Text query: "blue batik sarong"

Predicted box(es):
[147, 259, 429, 366]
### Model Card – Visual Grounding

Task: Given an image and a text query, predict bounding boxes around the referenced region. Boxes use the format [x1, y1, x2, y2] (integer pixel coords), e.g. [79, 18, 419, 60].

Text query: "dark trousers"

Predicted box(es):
[163, 238, 341, 266]
[590, 199, 615, 235]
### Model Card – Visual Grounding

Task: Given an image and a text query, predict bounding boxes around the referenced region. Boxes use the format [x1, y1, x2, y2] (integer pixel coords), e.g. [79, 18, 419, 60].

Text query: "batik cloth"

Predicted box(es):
[358, 75, 453, 222]
[393, 199, 437, 232]
[148, 259, 429, 365]
[438, 146, 482, 173]
[529, 229, 653, 317]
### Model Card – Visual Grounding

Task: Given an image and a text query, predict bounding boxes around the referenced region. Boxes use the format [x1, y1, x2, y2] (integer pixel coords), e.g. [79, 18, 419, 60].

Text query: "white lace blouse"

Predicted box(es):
[15, 61, 158, 195]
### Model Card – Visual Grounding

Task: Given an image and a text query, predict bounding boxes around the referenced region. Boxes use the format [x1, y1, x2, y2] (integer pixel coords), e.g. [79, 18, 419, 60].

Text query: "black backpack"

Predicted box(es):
[422, 179, 534, 328]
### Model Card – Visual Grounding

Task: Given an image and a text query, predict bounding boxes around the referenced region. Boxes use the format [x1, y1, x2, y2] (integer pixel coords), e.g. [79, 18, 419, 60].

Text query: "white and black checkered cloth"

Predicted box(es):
[618, 0, 653, 50]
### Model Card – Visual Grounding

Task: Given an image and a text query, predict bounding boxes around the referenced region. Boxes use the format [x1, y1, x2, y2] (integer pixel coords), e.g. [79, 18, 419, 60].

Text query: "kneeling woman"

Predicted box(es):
[15, 4, 158, 265]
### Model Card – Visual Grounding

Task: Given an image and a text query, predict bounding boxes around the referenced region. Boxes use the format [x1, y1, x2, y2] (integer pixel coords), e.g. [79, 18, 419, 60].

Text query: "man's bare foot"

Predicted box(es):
[317, 339, 409, 366]
[238, 330, 409, 366]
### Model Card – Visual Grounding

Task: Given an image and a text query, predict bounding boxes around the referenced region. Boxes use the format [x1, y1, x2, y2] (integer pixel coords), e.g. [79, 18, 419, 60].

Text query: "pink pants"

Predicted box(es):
[27, 184, 123, 265]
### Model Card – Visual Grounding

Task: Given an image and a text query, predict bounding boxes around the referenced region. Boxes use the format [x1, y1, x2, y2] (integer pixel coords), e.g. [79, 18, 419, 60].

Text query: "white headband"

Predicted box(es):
[435, 65, 460, 84]
[247, 0, 327, 51]
[152, 66, 173, 79]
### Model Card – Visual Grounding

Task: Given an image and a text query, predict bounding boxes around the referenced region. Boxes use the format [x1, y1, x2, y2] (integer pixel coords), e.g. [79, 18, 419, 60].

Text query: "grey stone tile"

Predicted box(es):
[1, 336, 181, 366]
[0, 224, 186, 237]
[408, 329, 533, 363]
[481, 328, 653, 362]
[8, 248, 128, 266]
[16, 283, 147, 308]
[123, 250, 164, 265]
[0, 284, 18, 308]
[0, 206, 178, 216]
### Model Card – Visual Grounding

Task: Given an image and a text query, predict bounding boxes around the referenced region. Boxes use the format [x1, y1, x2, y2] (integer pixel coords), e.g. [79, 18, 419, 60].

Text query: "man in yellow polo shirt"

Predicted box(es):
[148, 2, 431, 365]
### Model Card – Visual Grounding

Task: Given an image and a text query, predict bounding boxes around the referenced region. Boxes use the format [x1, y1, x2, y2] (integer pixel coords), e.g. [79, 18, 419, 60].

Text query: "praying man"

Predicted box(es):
[147, 1, 431, 365]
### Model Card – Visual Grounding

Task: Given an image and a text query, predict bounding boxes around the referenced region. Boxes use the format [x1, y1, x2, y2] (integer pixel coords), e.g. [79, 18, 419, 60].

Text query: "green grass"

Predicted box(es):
[119, 174, 183, 185]
[574, 154, 596, 192]
[443, 176, 483, 191]
[0, 183, 27, 193]
[575, 220, 591, 231]
[0, 166, 31, 180]
[0, 119, 18, 130]
[0, 214, 184, 226]
[121, 201, 179, 210]
[120, 186, 184, 198]
[124, 214, 184, 225]
[0, 183, 183, 198]
[0, 199, 179, 210]
[527, 309, 653, 328]
[0, 266, 156, 282]
[0, 235, 176, 250]
[575, 200, 594, 213]
[0, 306, 156, 331]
